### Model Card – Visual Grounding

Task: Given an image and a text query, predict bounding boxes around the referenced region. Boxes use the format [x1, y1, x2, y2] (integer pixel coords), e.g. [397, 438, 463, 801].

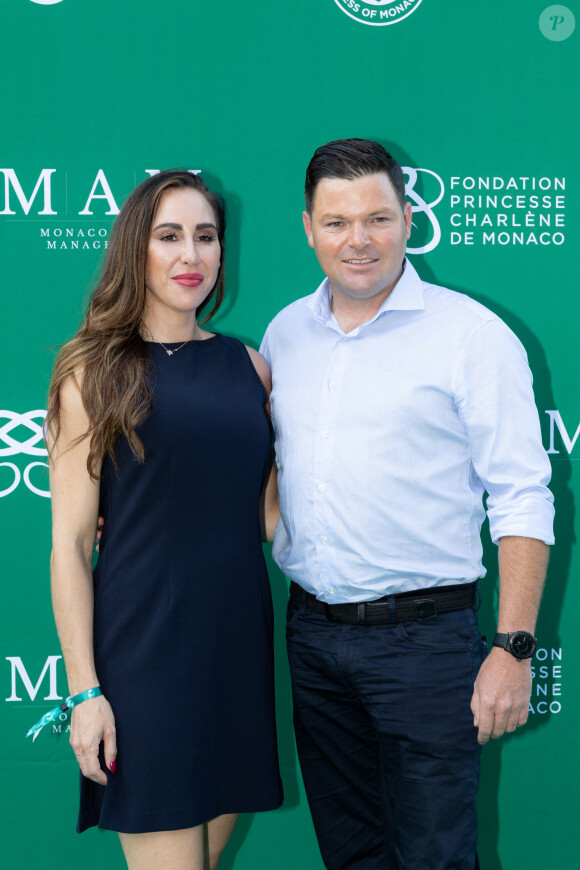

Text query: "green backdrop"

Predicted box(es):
[1, 1, 577, 867]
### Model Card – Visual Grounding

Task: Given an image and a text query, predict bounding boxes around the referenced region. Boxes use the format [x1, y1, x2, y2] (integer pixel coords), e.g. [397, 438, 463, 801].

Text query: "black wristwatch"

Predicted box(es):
[493, 631, 537, 661]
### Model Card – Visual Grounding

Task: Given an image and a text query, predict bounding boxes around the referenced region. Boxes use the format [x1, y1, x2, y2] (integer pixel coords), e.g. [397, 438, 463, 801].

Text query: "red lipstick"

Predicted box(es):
[172, 273, 204, 287]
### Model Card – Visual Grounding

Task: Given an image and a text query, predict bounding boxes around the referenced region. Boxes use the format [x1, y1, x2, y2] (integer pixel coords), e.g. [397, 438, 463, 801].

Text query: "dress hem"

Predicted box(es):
[77, 794, 284, 835]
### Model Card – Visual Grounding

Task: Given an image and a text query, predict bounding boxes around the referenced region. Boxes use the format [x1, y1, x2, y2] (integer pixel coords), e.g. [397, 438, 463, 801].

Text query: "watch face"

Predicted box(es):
[510, 632, 535, 658]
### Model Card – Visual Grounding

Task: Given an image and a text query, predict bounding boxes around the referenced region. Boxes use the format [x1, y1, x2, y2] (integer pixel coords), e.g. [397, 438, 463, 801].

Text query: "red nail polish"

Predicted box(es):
[109, 760, 117, 773]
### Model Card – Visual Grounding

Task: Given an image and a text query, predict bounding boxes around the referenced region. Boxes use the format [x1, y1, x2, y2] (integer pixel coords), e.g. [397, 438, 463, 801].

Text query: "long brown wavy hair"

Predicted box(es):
[46, 170, 226, 479]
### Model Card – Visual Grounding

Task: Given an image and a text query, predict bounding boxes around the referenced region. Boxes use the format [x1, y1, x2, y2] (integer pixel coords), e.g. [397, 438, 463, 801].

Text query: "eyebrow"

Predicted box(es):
[152, 221, 217, 232]
[320, 208, 395, 220]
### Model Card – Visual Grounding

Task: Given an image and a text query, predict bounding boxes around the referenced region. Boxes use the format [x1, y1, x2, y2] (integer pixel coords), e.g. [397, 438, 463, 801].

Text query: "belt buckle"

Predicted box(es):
[365, 600, 392, 624]
[414, 599, 437, 620]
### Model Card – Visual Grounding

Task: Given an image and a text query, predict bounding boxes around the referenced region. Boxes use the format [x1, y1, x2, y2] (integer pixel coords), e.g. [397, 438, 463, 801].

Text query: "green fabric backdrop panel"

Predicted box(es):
[1, 1, 577, 868]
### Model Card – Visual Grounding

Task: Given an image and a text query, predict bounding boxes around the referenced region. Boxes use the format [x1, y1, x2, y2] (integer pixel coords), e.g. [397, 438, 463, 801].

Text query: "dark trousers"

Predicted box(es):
[286, 596, 486, 870]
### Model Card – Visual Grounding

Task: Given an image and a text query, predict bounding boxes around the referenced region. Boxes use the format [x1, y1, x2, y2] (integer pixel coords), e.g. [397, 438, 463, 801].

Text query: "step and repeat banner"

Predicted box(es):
[1, 2, 577, 868]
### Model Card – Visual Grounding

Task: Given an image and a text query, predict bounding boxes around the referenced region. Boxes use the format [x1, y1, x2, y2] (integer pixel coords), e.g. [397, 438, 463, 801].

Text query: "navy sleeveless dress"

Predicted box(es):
[77, 335, 283, 833]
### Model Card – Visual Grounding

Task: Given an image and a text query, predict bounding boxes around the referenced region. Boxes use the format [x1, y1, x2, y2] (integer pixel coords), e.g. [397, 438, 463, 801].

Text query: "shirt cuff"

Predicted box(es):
[488, 496, 555, 546]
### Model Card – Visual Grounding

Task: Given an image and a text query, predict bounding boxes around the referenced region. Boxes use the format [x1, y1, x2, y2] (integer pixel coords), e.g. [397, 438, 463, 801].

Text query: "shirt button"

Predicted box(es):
[320, 535, 327, 544]
[321, 430, 329, 438]
[328, 381, 336, 389]
[329, 586, 336, 594]
[318, 484, 326, 492]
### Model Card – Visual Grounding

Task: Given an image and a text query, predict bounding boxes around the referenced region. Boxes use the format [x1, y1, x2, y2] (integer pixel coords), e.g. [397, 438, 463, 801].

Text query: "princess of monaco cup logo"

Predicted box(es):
[333, 0, 423, 27]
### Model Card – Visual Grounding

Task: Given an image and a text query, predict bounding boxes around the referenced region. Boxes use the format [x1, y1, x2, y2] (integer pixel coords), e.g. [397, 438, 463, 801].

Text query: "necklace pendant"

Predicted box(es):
[166, 349, 173, 356]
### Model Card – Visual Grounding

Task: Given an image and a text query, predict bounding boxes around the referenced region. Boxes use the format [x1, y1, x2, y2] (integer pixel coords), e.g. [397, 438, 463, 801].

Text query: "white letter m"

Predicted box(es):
[545, 410, 580, 455]
[0, 169, 57, 215]
[5, 655, 63, 701]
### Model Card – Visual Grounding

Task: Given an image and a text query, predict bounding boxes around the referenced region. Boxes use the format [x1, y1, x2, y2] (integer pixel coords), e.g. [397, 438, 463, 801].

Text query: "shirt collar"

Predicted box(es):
[305, 257, 425, 331]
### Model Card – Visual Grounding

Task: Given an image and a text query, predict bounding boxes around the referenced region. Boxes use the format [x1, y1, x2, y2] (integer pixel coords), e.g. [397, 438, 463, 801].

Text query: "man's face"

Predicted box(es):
[303, 172, 412, 306]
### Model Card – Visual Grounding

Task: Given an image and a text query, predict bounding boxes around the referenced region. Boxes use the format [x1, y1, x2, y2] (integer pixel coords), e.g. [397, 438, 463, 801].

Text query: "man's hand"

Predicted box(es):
[471, 646, 532, 744]
[95, 515, 104, 552]
[70, 694, 117, 785]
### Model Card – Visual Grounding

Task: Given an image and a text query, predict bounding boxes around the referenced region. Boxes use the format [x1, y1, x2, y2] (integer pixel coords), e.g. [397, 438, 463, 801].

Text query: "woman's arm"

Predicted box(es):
[244, 347, 281, 542]
[49, 374, 116, 784]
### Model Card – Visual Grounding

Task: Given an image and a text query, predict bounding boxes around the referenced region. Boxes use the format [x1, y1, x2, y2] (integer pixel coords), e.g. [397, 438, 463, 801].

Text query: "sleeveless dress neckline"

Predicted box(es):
[143, 333, 220, 347]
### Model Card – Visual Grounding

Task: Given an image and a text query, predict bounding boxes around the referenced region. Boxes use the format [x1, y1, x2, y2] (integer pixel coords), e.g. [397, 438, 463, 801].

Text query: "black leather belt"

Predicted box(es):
[289, 581, 476, 625]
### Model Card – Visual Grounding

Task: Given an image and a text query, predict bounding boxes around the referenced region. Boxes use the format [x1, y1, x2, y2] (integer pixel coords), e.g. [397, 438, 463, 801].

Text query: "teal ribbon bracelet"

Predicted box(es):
[25, 686, 102, 741]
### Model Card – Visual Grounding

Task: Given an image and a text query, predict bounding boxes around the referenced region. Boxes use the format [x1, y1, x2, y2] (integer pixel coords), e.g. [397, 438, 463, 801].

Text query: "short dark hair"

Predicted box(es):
[304, 138, 407, 215]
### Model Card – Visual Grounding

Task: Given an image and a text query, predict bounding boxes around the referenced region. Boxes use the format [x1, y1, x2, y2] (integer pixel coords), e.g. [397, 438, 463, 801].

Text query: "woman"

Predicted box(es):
[45, 170, 283, 870]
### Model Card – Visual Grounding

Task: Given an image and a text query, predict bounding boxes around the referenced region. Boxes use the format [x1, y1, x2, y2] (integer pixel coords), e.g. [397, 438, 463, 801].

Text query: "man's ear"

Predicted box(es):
[303, 210, 315, 249]
[404, 201, 413, 240]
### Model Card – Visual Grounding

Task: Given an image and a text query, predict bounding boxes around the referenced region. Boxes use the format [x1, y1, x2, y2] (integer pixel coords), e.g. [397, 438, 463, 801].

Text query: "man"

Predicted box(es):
[260, 139, 553, 869]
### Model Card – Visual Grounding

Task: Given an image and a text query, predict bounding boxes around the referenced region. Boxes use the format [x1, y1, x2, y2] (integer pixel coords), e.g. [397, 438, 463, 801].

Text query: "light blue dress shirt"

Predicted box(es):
[260, 259, 554, 603]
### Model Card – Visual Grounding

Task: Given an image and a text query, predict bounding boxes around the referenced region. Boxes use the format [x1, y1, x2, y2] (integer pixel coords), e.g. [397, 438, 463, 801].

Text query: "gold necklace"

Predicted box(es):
[145, 331, 193, 356]
[155, 338, 190, 356]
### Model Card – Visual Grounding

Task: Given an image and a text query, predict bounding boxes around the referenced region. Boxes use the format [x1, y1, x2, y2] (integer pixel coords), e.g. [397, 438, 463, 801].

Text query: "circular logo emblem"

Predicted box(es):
[29, 1, 64, 5]
[0, 410, 50, 498]
[404, 167, 445, 255]
[333, 0, 423, 27]
[539, 6, 576, 41]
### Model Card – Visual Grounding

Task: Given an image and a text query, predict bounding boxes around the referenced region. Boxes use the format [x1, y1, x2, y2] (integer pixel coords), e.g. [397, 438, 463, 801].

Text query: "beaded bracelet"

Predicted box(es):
[26, 686, 103, 741]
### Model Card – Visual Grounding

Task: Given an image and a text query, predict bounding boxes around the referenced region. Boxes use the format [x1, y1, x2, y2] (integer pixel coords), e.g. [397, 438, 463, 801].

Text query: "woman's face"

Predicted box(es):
[144, 187, 221, 325]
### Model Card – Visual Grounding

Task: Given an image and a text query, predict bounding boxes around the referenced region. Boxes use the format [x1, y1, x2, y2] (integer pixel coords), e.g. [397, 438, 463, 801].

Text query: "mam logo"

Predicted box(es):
[6, 656, 72, 738]
[334, 0, 423, 27]
[545, 411, 580, 456]
[404, 167, 444, 255]
[0, 168, 201, 218]
[0, 410, 49, 498]
[6, 656, 63, 702]
[5, 655, 71, 734]
[0, 168, 201, 251]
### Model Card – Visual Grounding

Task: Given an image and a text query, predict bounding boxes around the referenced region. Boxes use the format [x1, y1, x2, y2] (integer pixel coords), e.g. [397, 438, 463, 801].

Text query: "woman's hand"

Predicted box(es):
[70, 694, 117, 785]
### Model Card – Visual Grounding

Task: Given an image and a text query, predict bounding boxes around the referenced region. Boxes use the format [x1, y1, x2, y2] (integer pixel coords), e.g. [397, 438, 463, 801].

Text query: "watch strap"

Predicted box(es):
[493, 632, 510, 650]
